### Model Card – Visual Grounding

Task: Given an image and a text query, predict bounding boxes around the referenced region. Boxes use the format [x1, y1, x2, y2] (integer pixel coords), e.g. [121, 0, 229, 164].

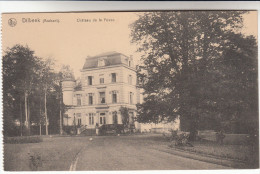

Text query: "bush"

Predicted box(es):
[170, 130, 178, 140]
[99, 124, 124, 135]
[63, 126, 76, 135]
[167, 130, 193, 147]
[4, 136, 43, 144]
[29, 152, 43, 170]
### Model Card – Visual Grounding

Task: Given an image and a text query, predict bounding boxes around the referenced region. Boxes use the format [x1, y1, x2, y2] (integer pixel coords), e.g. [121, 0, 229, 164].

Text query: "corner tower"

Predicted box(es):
[62, 77, 75, 106]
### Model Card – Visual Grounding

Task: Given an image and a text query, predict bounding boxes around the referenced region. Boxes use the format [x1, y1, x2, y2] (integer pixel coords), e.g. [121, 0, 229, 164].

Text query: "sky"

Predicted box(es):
[2, 11, 257, 78]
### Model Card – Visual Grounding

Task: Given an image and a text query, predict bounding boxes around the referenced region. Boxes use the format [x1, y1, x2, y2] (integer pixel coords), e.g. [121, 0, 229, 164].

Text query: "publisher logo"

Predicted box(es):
[8, 18, 17, 27]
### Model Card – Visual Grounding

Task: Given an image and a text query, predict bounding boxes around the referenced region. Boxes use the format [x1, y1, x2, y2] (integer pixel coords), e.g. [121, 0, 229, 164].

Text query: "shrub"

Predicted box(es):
[29, 152, 43, 171]
[169, 131, 193, 147]
[4, 136, 43, 144]
[63, 126, 76, 135]
[170, 130, 178, 140]
[99, 124, 124, 135]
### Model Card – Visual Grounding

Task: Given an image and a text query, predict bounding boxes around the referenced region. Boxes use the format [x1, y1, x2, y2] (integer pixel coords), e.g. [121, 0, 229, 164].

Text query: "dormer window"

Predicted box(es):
[98, 58, 105, 67]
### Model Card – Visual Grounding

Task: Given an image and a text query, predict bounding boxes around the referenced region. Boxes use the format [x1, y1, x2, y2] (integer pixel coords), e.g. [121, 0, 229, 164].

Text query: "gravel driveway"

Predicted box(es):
[75, 135, 230, 170]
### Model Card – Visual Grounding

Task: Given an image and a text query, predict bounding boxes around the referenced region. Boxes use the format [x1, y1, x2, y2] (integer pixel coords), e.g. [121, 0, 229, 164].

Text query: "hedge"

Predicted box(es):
[4, 136, 43, 144]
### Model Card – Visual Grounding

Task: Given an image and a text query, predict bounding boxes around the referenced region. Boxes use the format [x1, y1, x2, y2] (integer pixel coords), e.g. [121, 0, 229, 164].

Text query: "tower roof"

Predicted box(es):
[82, 52, 130, 69]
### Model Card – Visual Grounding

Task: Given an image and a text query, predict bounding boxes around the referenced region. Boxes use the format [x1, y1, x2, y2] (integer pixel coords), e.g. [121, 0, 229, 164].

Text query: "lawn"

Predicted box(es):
[132, 133, 259, 168]
[4, 136, 91, 171]
[169, 140, 259, 168]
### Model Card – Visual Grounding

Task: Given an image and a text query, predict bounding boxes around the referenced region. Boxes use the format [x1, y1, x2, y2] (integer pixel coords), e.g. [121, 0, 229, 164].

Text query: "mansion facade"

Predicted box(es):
[62, 52, 140, 131]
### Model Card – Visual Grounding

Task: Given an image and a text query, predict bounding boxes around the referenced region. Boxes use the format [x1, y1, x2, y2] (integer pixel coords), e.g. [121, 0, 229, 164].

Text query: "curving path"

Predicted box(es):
[74, 135, 230, 170]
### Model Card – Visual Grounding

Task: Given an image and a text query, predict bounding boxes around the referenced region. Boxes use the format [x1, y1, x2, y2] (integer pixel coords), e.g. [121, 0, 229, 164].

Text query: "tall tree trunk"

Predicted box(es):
[28, 97, 31, 135]
[40, 98, 42, 136]
[188, 114, 198, 141]
[20, 97, 23, 136]
[40, 124, 42, 136]
[24, 91, 28, 135]
[45, 88, 48, 135]
[59, 94, 63, 135]
[177, 13, 199, 141]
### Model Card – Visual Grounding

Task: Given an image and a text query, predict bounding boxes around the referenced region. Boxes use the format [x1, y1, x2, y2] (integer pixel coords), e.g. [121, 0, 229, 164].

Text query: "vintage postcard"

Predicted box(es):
[1, 11, 258, 171]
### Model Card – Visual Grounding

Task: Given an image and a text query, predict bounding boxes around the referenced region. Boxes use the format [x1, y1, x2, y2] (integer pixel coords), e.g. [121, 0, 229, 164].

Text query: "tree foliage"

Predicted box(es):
[3, 45, 41, 135]
[119, 107, 130, 128]
[3, 45, 65, 136]
[131, 11, 258, 138]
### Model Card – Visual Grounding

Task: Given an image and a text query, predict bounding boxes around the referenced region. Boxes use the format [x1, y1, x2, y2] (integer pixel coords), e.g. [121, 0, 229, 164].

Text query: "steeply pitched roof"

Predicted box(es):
[82, 52, 129, 69]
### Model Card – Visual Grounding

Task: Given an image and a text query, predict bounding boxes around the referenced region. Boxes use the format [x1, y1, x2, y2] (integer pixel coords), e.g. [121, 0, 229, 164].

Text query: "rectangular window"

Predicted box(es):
[112, 91, 117, 103]
[129, 92, 133, 104]
[88, 93, 93, 105]
[88, 76, 93, 85]
[78, 118, 82, 126]
[76, 113, 81, 126]
[111, 73, 116, 83]
[100, 113, 106, 125]
[100, 78, 104, 84]
[128, 75, 132, 85]
[76, 94, 81, 106]
[100, 92, 106, 104]
[89, 113, 94, 125]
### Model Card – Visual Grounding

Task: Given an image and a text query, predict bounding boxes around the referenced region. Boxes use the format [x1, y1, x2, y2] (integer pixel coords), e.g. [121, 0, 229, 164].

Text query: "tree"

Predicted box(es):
[3, 45, 42, 136]
[3, 45, 66, 136]
[39, 59, 67, 135]
[119, 107, 130, 131]
[58, 72, 64, 135]
[35, 58, 54, 135]
[208, 33, 258, 133]
[131, 11, 256, 140]
[49, 71, 66, 135]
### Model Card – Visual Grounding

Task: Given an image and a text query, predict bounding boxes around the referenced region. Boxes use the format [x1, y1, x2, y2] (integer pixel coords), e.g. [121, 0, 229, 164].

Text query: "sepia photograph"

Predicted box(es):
[1, 10, 259, 171]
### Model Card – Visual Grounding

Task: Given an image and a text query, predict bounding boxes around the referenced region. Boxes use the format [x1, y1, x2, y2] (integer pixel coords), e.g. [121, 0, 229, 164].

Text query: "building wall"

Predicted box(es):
[64, 105, 134, 128]
[137, 118, 180, 133]
[81, 66, 124, 87]
[63, 64, 138, 128]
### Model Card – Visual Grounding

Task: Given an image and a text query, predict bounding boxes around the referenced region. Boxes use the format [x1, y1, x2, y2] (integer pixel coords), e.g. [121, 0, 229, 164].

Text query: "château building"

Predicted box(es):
[62, 52, 140, 132]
